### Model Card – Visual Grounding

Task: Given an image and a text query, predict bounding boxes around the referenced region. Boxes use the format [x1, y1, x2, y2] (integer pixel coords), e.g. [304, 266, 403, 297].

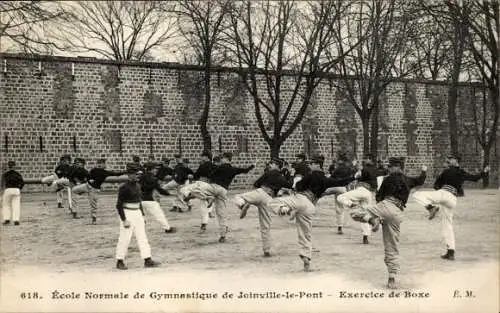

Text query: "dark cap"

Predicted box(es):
[62, 154, 72, 161]
[174, 153, 181, 159]
[74, 157, 85, 164]
[161, 156, 169, 162]
[132, 155, 140, 162]
[213, 156, 222, 163]
[143, 162, 157, 171]
[295, 153, 306, 160]
[97, 158, 106, 164]
[126, 163, 142, 174]
[201, 150, 212, 159]
[446, 154, 461, 162]
[388, 157, 404, 168]
[222, 152, 233, 161]
[338, 152, 348, 162]
[310, 155, 324, 165]
[270, 157, 283, 168]
[7, 161, 16, 168]
[182, 158, 190, 164]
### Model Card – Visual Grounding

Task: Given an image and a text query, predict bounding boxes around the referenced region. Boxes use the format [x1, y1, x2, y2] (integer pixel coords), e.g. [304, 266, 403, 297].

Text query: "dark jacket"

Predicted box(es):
[116, 180, 144, 222]
[1, 170, 24, 190]
[376, 171, 427, 207]
[210, 163, 254, 189]
[254, 169, 292, 196]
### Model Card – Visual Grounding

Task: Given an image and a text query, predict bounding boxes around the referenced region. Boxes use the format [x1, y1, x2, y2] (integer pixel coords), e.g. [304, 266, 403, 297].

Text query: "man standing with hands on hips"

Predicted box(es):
[115, 163, 160, 270]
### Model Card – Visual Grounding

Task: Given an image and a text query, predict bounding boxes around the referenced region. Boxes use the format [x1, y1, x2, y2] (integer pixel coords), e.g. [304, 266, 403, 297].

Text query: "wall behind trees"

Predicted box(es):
[1, 54, 498, 191]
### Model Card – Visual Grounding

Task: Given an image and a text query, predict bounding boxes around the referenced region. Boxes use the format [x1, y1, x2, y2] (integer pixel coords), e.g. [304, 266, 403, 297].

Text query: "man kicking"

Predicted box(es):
[233, 157, 292, 257]
[270, 155, 354, 271]
[336, 154, 378, 244]
[350, 157, 427, 289]
[412, 154, 489, 261]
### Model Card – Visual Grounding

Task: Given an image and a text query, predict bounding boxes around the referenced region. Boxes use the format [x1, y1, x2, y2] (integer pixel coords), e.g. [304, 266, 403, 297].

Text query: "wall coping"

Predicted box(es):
[0, 52, 487, 88]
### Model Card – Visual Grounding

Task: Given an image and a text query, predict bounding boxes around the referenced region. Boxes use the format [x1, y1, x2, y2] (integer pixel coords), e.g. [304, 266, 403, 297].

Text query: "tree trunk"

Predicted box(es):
[482, 150, 490, 188]
[361, 113, 371, 156]
[447, 84, 459, 156]
[199, 62, 212, 153]
[370, 99, 379, 159]
[269, 137, 281, 159]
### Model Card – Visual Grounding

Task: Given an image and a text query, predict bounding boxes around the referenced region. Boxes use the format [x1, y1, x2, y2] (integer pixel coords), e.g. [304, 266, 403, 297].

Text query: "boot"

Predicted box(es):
[218, 236, 226, 243]
[72, 212, 81, 219]
[441, 249, 455, 260]
[57, 203, 64, 209]
[263, 251, 271, 257]
[165, 227, 177, 233]
[116, 260, 127, 270]
[91, 216, 97, 225]
[14, 221, 20, 226]
[144, 258, 161, 268]
[200, 223, 207, 232]
[300, 255, 312, 272]
[426, 204, 439, 220]
[363, 235, 369, 244]
[2, 220, 10, 225]
[387, 277, 397, 289]
[337, 226, 343, 235]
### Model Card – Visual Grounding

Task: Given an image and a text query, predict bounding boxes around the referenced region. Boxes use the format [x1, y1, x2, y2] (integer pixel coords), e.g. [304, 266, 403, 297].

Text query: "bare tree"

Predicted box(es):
[331, 0, 417, 157]
[176, 0, 232, 153]
[460, 0, 499, 187]
[0, 1, 65, 54]
[226, 0, 361, 158]
[51, 1, 177, 61]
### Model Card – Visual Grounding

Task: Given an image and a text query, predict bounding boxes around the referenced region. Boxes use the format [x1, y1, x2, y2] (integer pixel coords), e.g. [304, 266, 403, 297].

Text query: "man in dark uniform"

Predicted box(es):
[167, 157, 195, 212]
[68, 158, 89, 219]
[1, 161, 25, 225]
[412, 154, 489, 261]
[337, 154, 379, 244]
[87, 159, 125, 224]
[115, 163, 161, 270]
[234, 157, 293, 257]
[350, 157, 427, 289]
[271, 155, 354, 271]
[140, 162, 177, 233]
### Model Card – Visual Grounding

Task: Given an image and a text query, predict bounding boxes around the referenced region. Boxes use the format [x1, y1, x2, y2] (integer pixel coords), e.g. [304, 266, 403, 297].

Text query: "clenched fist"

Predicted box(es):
[123, 220, 131, 228]
[421, 165, 428, 172]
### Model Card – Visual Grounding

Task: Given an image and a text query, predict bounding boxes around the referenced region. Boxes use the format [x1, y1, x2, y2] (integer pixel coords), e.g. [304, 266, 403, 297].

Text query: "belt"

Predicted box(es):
[299, 190, 318, 205]
[384, 197, 405, 211]
[441, 185, 458, 196]
[123, 203, 141, 210]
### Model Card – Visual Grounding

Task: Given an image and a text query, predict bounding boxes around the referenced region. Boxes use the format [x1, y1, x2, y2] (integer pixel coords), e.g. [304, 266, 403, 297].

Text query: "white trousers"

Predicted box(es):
[184, 181, 213, 224]
[412, 189, 458, 250]
[141, 201, 171, 230]
[324, 186, 348, 227]
[337, 186, 373, 236]
[115, 209, 152, 260]
[3, 188, 21, 222]
[162, 180, 188, 209]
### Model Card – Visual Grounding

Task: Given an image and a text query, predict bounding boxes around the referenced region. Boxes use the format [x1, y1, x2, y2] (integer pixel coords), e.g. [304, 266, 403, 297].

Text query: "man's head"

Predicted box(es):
[269, 157, 283, 170]
[222, 152, 233, 164]
[310, 155, 323, 170]
[96, 158, 106, 169]
[445, 155, 460, 167]
[388, 157, 404, 174]
[126, 163, 143, 181]
[168, 158, 177, 168]
[7, 161, 16, 169]
[144, 162, 157, 174]
[201, 150, 212, 162]
[161, 156, 170, 165]
[213, 156, 222, 165]
[61, 154, 71, 165]
[74, 158, 85, 168]
[295, 153, 306, 163]
[362, 154, 375, 167]
[182, 158, 190, 166]
[132, 155, 140, 164]
[174, 154, 182, 164]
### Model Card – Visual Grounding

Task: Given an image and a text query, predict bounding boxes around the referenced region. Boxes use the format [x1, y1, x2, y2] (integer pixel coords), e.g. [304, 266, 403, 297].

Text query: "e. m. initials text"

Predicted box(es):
[453, 290, 475, 298]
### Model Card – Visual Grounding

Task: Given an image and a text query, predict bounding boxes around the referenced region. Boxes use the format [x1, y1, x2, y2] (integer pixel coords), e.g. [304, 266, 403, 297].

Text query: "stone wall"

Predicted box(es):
[0, 54, 498, 192]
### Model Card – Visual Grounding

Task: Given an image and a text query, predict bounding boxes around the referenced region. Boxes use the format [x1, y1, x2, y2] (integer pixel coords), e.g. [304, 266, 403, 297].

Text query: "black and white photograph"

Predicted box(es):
[0, 1, 498, 312]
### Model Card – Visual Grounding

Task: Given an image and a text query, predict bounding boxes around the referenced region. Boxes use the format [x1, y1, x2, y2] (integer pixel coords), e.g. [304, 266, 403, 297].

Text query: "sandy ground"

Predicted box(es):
[0, 188, 498, 313]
